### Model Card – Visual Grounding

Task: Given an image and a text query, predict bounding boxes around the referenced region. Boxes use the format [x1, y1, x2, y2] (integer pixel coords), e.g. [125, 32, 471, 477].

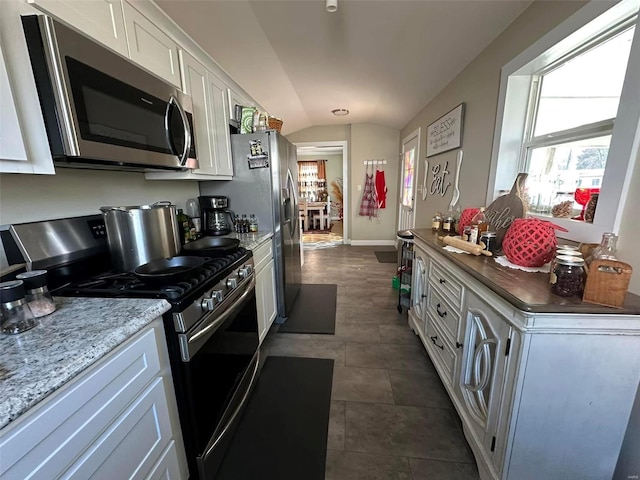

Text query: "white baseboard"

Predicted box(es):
[350, 240, 397, 247]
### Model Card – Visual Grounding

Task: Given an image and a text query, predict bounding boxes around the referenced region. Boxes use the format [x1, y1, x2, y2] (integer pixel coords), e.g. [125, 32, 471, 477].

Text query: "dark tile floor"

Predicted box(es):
[262, 245, 480, 480]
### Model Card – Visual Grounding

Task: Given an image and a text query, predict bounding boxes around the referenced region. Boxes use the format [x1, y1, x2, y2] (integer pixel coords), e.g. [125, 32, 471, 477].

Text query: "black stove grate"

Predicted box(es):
[56, 248, 250, 302]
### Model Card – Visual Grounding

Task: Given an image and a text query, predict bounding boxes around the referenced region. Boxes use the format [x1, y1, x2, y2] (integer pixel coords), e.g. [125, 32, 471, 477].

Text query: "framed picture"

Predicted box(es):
[426, 103, 465, 158]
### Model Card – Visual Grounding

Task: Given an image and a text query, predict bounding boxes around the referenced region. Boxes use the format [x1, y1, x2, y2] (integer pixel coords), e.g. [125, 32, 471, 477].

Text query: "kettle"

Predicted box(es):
[199, 196, 235, 236]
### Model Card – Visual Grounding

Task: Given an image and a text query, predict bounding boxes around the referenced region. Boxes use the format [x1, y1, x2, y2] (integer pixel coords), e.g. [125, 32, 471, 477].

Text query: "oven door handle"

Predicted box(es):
[180, 276, 256, 361]
[200, 351, 260, 464]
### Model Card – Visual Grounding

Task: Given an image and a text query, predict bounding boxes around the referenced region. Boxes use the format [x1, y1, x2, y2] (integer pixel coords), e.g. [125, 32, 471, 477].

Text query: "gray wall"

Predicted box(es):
[287, 123, 401, 242]
[0, 169, 199, 268]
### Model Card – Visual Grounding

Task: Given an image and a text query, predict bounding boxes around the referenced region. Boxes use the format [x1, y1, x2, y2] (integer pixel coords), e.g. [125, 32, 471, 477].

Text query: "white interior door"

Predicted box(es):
[398, 128, 420, 233]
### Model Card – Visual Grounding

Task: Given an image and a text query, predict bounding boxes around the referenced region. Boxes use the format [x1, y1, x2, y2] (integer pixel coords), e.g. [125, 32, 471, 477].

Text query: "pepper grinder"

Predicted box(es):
[0, 280, 37, 334]
[16, 270, 57, 318]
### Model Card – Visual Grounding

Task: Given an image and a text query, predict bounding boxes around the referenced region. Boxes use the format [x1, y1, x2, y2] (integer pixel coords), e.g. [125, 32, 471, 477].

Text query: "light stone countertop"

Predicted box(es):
[222, 230, 273, 251]
[0, 297, 171, 430]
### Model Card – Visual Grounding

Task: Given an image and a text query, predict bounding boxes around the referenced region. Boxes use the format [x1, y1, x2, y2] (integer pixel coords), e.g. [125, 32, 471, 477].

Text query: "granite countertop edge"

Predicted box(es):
[0, 297, 171, 431]
[411, 229, 640, 315]
[223, 230, 273, 251]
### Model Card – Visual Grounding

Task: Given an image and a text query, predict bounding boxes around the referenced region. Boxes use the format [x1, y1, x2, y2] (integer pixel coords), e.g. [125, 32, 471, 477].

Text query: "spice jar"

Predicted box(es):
[431, 212, 442, 232]
[551, 255, 585, 297]
[0, 280, 37, 334]
[16, 270, 56, 318]
[462, 225, 472, 242]
[480, 231, 499, 255]
[442, 210, 456, 236]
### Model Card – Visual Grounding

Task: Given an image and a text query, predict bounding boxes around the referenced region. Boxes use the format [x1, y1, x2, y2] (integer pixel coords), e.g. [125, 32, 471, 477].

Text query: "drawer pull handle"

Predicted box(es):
[436, 303, 447, 318]
[456, 341, 463, 349]
[430, 335, 444, 350]
[439, 278, 446, 284]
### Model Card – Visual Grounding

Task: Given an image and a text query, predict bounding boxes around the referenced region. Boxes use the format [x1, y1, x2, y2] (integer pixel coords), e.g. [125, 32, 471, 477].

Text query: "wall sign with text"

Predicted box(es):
[426, 103, 465, 158]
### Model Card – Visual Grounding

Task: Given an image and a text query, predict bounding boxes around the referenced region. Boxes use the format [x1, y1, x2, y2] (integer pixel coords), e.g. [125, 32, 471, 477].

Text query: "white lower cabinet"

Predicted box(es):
[409, 234, 640, 480]
[0, 319, 187, 480]
[254, 239, 277, 343]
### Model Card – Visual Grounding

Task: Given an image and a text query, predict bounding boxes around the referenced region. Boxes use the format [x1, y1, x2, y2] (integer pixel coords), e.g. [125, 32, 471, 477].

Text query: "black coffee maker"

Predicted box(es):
[199, 196, 235, 236]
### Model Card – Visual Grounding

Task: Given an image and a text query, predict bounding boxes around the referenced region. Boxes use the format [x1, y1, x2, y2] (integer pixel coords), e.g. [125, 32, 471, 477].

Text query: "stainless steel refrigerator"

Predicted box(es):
[199, 131, 301, 322]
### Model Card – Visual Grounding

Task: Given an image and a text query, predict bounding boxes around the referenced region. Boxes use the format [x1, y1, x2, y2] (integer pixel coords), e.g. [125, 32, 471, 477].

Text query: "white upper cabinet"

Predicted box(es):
[122, 2, 181, 88]
[0, 0, 54, 174]
[145, 51, 233, 180]
[207, 72, 233, 177]
[0, 43, 27, 165]
[27, 0, 128, 57]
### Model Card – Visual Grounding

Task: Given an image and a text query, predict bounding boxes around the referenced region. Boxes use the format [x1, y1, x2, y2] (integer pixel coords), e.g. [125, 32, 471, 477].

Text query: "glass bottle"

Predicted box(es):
[431, 212, 442, 232]
[249, 214, 258, 233]
[470, 207, 488, 244]
[442, 209, 456, 236]
[15, 270, 56, 318]
[591, 232, 618, 261]
[0, 280, 37, 334]
[177, 209, 191, 244]
[234, 215, 241, 233]
[241, 214, 249, 233]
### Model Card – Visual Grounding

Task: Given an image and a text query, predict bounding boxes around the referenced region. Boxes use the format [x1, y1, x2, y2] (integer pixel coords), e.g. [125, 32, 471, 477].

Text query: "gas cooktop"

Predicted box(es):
[56, 248, 250, 303]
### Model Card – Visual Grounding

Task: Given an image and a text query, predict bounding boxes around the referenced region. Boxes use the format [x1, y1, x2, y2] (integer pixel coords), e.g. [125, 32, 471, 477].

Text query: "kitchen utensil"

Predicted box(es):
[100, 202, 181, 272]
[133, 256, 205, 287]
[182, 237, 240, 256]
[448, 150, 463, 210]
[484, 173, 528, 251]
[199, 196, 236, 236]
[439, 236, 493, 256]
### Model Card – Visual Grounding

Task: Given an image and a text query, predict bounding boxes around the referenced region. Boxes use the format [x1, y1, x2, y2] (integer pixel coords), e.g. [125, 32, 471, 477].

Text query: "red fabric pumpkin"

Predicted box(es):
[458, 208, 480, 235]
[502, 218, 568, 267]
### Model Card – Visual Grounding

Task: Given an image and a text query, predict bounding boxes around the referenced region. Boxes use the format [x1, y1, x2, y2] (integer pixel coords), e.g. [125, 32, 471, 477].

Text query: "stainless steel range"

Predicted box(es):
[1, 215, 260, 480]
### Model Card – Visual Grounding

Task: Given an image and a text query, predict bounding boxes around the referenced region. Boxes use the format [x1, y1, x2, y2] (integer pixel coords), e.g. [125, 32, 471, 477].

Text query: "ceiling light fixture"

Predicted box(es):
[331, 108, 349, 116]
[326, 0, 337, 13]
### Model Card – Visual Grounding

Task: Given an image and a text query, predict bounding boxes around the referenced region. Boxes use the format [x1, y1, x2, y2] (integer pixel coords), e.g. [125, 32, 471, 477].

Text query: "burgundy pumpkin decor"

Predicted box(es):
[502, 218, 568, 267]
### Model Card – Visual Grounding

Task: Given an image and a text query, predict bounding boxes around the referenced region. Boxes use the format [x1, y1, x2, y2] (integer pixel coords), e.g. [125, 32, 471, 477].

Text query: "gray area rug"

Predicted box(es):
[278, 284, 337, 334]
[375, 250, 398, 264]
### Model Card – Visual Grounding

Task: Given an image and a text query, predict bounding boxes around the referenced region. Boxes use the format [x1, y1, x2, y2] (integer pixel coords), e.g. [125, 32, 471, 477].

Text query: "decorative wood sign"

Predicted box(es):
[429, 161, 451, 197]
[485, 173, 528, 250]
[426, 103, 465, 157]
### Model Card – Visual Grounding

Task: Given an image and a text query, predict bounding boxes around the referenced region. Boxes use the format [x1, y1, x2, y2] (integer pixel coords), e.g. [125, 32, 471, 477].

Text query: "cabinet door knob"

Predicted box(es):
[436, 303, 447, 317]
[439, 278, 446, 284]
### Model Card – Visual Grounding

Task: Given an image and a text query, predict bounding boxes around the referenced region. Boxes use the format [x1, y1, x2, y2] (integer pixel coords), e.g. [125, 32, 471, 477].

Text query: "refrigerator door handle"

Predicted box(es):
[286, 169, 298, 238]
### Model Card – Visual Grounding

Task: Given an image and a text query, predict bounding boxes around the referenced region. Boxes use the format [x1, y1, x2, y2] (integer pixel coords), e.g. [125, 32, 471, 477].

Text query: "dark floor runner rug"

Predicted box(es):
[278, 284, 337, 334]
[375, 250, 398, 263]
[216, 356, 334, 480]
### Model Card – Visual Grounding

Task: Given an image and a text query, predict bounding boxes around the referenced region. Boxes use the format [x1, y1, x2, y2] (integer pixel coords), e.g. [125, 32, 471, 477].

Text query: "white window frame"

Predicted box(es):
[487, 0, 640, 243]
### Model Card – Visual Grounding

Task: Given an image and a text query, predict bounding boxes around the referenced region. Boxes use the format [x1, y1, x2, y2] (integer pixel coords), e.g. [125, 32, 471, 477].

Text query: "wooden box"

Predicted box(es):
[583, 259, 632, 308]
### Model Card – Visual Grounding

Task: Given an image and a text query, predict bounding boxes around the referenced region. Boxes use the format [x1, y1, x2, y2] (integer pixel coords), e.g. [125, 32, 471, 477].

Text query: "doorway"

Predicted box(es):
[397, 128, 420, 237]
[295, 141, 349, 248]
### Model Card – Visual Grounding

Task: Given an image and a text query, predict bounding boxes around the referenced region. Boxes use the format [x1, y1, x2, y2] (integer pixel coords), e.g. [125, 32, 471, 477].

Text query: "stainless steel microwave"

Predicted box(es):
[22, 15, 198, 172]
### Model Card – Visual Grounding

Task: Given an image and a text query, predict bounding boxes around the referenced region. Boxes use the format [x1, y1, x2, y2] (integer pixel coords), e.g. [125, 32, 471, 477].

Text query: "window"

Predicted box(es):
[523, 24, 634, 219]
[489, 0, 640, 243]
[401, 147, 415, 208]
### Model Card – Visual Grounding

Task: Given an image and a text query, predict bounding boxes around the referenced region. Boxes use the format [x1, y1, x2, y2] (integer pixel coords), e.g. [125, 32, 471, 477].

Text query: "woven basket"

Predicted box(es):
[457, 208, 480, 235]
[502, 218, 568, 267]
[268, 117, 283, 133]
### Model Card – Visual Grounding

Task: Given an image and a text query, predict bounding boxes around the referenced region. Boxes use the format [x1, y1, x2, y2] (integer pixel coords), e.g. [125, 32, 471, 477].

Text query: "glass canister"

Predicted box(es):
[550, 249, 583, 285]
[16, 270, 56, 318]
[592, 232, 618, 261]
[551, 255, 585, 297]
[0, 280, 37, 334]
[431, 212, 443, 232]
[480, 231, 499, 255]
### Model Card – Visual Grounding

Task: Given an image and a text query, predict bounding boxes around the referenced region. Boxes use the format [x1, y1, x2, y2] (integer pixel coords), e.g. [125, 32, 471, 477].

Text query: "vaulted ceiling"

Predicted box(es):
[155, 0, 533, 134]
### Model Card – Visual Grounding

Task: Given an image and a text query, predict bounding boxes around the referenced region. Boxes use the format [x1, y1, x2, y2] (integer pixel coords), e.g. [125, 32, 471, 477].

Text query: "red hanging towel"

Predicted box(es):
[375, 169, 387, 209]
